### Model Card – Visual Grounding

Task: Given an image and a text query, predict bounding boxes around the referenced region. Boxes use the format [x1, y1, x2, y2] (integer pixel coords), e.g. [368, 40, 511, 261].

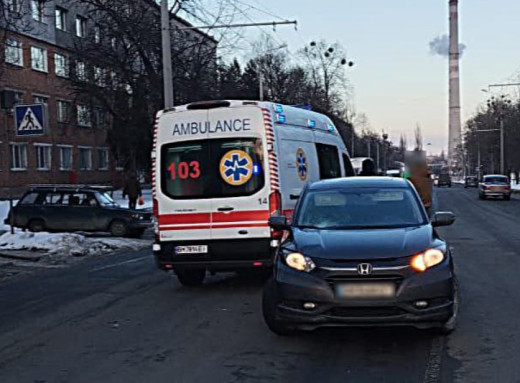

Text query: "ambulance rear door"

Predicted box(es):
[157, 109, 212, 243]
[206, 106, 270, 241]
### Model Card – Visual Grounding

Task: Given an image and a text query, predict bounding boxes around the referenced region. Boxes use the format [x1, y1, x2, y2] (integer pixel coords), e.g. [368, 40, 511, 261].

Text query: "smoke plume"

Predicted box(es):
[429, 34, 466, 57]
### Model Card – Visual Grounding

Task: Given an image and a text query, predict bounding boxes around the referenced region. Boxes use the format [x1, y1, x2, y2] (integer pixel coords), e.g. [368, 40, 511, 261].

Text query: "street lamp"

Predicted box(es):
[257, 44, 287, 101]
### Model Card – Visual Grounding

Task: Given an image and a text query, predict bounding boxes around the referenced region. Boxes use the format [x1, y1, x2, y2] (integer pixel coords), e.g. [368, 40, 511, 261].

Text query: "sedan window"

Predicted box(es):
[19, 192, 39, 205]
[295, 187, 426, 229]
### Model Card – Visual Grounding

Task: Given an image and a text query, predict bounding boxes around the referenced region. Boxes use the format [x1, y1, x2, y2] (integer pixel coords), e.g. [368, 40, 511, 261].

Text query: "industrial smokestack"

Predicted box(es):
[448, 0, 462, 166]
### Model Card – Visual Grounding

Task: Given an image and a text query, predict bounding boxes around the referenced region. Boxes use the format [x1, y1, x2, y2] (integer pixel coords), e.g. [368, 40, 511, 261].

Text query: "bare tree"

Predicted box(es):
[299, 40, 353, 114]
[0, 0, 44, 81]
[64, 0, 219, 170]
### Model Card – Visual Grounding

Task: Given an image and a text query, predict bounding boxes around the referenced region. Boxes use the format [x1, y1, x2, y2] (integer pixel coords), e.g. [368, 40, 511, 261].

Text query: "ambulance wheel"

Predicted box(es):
[175, 268, 206, 286]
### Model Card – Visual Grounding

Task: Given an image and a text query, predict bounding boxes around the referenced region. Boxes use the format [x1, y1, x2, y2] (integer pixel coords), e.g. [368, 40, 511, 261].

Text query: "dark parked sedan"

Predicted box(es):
[263, 177, 458, 335]
[5, 186, 151, 237]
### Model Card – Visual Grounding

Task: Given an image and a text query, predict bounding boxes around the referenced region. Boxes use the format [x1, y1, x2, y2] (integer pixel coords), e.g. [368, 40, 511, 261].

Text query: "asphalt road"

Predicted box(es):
[0, 185, 519, 383]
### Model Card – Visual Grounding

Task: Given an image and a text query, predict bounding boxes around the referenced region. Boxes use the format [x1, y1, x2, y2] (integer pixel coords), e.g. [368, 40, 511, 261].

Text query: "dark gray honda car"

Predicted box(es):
[263, 177, 458, 335]
[5, 186, 151, 237]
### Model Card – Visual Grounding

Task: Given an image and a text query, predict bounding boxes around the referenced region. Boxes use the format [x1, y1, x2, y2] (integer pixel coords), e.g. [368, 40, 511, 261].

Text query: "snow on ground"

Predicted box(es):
[0, 231, 149, 258]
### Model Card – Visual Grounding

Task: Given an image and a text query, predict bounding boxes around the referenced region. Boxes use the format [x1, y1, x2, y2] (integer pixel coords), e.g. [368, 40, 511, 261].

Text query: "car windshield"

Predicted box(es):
[484, 176, 508, 184]
[96, 192, 118, 206]
[295, 187, 427, 230]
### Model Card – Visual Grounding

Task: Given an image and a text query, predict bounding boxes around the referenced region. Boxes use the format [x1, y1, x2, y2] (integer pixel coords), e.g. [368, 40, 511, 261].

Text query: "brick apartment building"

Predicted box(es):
[0, 0, 217, 197]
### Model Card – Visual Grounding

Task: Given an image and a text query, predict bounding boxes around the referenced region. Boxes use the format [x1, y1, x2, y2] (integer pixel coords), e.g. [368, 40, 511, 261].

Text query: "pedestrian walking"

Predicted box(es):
[358, 158, 377, 176]
[123, 172, 142, 210]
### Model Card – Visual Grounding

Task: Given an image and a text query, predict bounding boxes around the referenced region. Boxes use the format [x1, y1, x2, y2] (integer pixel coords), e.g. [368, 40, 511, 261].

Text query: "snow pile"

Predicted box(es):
[0, 200, 16, 231]
[0, 231, 149, 257]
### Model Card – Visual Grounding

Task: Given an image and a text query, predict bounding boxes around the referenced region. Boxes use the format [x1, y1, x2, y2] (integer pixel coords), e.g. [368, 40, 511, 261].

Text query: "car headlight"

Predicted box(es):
[284, 252, 316, 272]
[131, 213, 143, 220]
[410, 249, 445, 272]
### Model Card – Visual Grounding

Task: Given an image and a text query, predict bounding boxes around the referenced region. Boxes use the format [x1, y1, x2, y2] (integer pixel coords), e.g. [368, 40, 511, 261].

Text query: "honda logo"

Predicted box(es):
[357, 263, 373, 275]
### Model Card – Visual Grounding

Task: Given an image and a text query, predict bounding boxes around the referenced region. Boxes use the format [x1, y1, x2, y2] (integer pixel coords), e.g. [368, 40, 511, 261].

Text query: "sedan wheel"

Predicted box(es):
[109, 220, 128, 237]
[440, 277, 460, 334]
[28, 219, 45, 233]
[262, 277, 295, 336]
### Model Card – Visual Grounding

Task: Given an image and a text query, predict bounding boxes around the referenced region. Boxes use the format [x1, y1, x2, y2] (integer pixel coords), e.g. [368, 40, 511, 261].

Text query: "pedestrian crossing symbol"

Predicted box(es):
[15, 104, 46, 136]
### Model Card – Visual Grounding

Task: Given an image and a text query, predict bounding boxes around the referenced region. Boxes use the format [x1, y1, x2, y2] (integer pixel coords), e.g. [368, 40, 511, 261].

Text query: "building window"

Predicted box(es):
[31, 46, 48, 72]
[75, 61, 86, 81]
[79, 148, 92, 170]
[5, 39, 23, 67]
[36, 145, 52, 170]
[6, 0, 22, 13]
[31, 0, 45, 22]
[54, 53, 69, 77]
[94, 25, 101, 44]
[10, 143, 28, 170]
[57, 100, 71, 123]
[59, 146, 73, 170]
[33, 95, 48, 105]
[98, 148, 109, 170]
[94, 66, 105, 87]
[55, 7, 67, 31]
[75, 16, 86, 37]
[77, 104, 91, 127]
[95, 108, 107, 128]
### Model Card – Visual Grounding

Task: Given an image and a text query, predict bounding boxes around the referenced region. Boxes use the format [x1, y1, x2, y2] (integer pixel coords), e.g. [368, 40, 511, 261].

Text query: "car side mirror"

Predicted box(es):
[431, 212, 456, 227]
[268, 216, 290, 231]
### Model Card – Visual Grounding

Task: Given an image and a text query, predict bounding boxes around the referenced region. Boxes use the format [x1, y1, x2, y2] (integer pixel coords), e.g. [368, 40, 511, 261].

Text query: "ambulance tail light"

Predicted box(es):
[269, 191, 283, 239]
[153, 198, 159, 240]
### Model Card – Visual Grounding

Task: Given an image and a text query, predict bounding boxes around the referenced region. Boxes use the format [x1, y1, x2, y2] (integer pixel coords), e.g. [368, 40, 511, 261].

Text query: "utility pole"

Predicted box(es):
[161, 0, 174, 108]
[258, 65, 264, 101]
[500, 115, 505, 175]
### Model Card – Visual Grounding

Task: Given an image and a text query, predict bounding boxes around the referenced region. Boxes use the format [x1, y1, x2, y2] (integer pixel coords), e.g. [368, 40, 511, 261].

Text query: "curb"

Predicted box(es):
[0, 250, 43, 262]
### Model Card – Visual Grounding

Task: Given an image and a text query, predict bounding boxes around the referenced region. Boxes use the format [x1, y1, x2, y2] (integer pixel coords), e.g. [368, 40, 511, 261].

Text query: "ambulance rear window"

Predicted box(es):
[161, 138, 265, 199]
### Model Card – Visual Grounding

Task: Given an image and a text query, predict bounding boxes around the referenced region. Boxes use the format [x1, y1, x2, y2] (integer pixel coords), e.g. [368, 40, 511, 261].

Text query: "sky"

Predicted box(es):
[202, 0, 520, 154]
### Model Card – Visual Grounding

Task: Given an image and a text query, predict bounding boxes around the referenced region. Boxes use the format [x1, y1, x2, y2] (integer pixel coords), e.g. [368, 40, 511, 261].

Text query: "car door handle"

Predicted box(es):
[217, 206, 234, 212]
[289, 194, 300, 200]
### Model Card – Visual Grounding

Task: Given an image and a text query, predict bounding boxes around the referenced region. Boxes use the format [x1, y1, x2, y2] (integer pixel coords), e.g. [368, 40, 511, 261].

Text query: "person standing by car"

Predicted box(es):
[408, 165, 433, 216]
[358, 158, 377, 176]
[123, 172, 142, 210]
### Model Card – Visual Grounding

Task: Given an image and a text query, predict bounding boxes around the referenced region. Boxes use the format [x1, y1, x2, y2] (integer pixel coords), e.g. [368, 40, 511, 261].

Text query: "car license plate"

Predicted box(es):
[175, 245, 208, 254]
[336, 282, 396, 299]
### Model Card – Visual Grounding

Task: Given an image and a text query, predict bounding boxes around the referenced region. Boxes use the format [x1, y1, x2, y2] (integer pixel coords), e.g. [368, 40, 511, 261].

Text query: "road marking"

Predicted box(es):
[423, 336, 445, 383]
[90, 257, 147, 272]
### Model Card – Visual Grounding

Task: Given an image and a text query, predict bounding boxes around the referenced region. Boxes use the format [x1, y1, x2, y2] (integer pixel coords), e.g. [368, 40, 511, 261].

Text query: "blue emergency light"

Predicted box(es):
[308, 119, 316, 128]
[276, 113, 286, 124]
[328, 124, 335, 132]
[253, 164, 260, 175]
[274, 104, 284, 113]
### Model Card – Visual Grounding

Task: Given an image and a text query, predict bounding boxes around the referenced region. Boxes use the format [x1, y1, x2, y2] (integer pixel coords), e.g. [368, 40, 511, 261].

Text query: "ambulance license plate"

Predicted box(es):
[175, 245, 208, 254]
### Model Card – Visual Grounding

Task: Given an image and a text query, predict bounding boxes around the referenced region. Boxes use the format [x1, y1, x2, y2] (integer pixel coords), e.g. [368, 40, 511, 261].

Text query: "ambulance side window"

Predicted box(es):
[342, 153, 355, 177]
[316, 143, 341, 179]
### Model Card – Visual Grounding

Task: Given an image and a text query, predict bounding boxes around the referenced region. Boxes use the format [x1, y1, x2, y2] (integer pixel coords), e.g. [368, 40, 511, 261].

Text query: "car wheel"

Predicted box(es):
[109, 220, 128, 237]
[439, 277, 460, 335]
[175, 268, 206, 287]
[28, 219, 45, 233]
[262, 277, 295, 336]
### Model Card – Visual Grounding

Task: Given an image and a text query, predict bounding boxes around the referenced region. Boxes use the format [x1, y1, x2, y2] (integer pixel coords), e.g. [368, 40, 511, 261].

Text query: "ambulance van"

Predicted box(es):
[152, 100, 355, 286]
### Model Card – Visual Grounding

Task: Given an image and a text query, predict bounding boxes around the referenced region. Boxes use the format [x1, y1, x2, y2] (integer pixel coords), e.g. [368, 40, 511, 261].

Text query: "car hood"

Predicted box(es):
[291, 225, 433, 260]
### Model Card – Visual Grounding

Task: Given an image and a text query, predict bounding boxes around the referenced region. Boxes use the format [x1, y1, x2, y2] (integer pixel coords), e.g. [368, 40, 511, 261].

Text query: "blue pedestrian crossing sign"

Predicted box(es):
[15, 104, 46, 136]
